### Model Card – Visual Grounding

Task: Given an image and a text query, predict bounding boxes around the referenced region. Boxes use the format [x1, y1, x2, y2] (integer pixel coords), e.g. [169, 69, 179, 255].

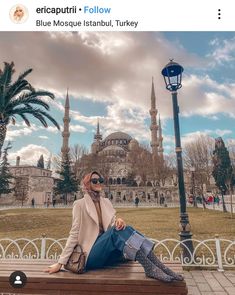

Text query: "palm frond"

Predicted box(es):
[9, 107, 60, 130]
[32, 113, 48, 128]
[19, 113, 31, 127]
[5, 80, 31, 103]
[0, 63, 59, 133]
[35, 109, 60, 130]
[17, 69, 32, 81]
[6, 96, 50, 111]
[25, 104, 33, 109]
[8, 107, 38, 116]
[0, 62, 15, 88]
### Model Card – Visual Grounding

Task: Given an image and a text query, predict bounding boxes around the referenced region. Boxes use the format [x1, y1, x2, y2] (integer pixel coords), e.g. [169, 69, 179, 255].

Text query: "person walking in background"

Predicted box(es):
[134, 195, 140, 207]
[147, 193, 151, 202]
[44, 171, 183, 282]
[47, 197, 50, 208]
[31, 197, 35, 208]
[160, 194, 164, 206]
[110, 193, 113, 201]
[52, 196, 56, 208]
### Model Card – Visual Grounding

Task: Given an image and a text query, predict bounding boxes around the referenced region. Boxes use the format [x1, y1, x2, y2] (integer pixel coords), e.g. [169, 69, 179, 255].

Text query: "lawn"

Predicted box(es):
[1, 207, 234, 241]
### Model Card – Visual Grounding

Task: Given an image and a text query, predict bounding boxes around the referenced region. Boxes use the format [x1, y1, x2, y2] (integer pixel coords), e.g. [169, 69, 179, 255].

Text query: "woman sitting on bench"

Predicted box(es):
[45, 171, 183, 282]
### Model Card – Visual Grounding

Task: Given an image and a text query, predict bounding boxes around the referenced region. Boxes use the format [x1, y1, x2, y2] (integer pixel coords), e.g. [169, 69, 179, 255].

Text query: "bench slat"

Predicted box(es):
[0, 260, 188, 294]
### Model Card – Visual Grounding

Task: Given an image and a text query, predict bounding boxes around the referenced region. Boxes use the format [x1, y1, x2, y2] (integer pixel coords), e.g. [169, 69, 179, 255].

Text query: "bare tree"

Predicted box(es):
[128, 144, 174, 190]
[70, 144, 89, 182]
[183, 134, 214, 202]
[128, 145, 153, 185]
[70, 144, 88, 163]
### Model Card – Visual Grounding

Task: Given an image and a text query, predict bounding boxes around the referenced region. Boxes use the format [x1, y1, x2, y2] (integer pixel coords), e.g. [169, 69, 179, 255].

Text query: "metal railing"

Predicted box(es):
[0, 235, 234, 271]
[0, 202, 179, 210]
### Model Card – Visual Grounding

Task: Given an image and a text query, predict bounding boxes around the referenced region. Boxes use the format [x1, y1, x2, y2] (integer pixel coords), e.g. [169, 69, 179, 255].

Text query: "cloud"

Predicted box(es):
[0, 32, 203, 119]
[1, 32, 235, 157]
[8, 144, 50, 165]
[5, 122, 60, 143]
[97, 103, 150, 142]
[208, 37, 235, 66]
[213, 129, 232, 137]
[5, 128, 33, 141]
[179, 74, 235, 118]
[180, 129, 232, 147]
[46, 126, 61, 133]
[70, 124, 87, 133]
[1, 31, 234, 126]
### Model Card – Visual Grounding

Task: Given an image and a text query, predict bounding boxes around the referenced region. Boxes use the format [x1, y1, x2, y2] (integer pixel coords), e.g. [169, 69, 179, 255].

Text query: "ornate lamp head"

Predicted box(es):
[161, 59, 184, 91]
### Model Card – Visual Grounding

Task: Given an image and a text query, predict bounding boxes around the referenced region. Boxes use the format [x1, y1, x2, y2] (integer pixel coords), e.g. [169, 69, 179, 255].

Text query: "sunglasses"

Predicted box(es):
[90, 177, 104, 184]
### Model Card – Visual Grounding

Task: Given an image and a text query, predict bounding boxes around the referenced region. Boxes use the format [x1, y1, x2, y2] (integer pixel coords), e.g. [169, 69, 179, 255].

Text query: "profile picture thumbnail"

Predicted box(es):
[10, 4, 28, 24]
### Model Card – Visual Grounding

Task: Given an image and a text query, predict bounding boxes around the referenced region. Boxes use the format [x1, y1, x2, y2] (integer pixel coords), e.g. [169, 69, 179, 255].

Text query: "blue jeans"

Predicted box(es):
[86, 225, 142, 270]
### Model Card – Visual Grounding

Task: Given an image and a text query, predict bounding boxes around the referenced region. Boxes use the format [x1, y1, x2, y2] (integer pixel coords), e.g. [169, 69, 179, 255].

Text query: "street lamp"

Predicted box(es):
[161, 59, 194, 259]
[190, 166, 197, 207]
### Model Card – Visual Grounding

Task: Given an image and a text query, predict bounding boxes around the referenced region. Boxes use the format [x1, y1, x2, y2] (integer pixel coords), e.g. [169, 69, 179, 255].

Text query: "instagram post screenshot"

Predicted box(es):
[0, 0, 235, 294]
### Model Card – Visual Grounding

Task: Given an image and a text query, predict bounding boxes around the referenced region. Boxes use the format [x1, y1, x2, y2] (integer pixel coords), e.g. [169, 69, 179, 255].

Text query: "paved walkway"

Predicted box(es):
[185, 270, 235, 295]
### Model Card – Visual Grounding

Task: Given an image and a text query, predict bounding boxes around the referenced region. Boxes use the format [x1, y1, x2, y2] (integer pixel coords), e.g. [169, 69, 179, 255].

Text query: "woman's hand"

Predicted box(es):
[115, 218, 126, 230]
[44, 263, 62, 274]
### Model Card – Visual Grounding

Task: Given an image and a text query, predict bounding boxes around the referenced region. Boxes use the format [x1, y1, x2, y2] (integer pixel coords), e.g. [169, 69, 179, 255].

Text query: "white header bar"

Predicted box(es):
[0, 0, 234, 31]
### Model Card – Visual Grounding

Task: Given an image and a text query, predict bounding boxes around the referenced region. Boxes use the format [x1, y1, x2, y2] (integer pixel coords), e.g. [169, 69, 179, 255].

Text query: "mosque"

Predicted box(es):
[60, 80, 179, 202]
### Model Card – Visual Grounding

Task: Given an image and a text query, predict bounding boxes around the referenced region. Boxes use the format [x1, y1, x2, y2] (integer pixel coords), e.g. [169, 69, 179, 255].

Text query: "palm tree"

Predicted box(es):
[0, 62, 60, 157]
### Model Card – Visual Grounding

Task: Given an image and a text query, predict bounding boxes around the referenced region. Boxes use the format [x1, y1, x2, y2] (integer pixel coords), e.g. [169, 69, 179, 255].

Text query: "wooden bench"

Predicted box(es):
[0, 259, 188, 295]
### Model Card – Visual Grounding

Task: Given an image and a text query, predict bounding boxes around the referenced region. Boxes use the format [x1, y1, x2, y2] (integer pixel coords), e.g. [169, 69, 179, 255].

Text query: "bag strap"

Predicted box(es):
[74, 244, 83, 253]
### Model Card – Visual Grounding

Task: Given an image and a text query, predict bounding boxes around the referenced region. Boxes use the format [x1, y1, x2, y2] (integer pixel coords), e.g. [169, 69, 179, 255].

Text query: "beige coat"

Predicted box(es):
[58, 193, 116, 265]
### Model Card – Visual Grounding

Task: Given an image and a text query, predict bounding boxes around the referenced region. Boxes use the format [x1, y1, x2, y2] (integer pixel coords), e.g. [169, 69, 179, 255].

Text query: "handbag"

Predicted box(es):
[64, 244, 86, 274]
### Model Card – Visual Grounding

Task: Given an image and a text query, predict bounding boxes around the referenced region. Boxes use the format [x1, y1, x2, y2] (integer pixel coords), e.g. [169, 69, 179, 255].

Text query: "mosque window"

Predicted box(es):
[117, 178, 121, 185]
[122, 178, 126, 184]
[109, 178, 113, 185]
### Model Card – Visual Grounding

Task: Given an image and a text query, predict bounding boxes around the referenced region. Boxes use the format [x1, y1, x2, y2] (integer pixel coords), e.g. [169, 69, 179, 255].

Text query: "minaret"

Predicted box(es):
[91, 119, 102, 154]
[158, 114, 164, 159]
[94, 119, 102, 141]
[149, 78, 159, 160]
[61, 89, 70, 160]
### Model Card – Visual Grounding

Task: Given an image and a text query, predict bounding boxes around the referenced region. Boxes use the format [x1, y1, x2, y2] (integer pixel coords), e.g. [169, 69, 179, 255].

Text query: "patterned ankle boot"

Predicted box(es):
[135, 249, 174, 282]
[147, 251, 184, 281]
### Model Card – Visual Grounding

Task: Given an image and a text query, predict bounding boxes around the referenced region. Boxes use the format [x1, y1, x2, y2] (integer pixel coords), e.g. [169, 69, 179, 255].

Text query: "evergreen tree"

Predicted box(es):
[54, 154, 78, 205]
[0, 142, 14, 196]
[212, 137, 233, 212]
[37, 154, 44, 168]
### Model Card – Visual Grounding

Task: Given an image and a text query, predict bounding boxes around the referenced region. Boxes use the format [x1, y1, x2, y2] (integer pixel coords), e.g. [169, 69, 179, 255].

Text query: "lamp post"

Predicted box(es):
[190, 166, 197, 207]
[161, 59, 194, 258]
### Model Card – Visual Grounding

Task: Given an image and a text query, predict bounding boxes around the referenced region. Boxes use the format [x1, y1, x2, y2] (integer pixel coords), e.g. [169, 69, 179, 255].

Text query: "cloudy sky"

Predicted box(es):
[1, 31, 235, 165]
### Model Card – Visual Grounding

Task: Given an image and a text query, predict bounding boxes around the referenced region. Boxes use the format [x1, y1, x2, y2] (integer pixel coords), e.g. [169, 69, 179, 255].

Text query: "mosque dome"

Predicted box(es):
[100, 145, 126, 156]
[103, 132, 132, 147]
